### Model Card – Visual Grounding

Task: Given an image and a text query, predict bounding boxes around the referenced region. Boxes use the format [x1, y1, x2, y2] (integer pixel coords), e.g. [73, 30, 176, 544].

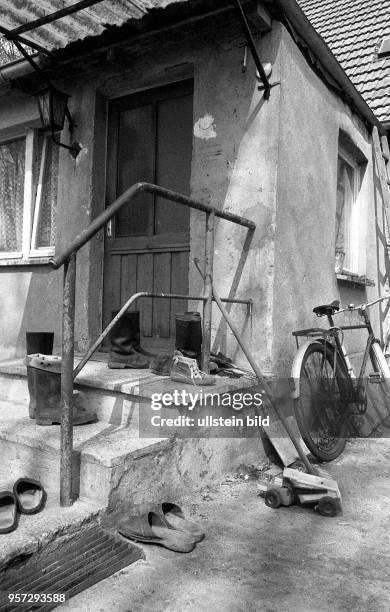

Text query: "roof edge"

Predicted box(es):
[273, 0, 385, 134]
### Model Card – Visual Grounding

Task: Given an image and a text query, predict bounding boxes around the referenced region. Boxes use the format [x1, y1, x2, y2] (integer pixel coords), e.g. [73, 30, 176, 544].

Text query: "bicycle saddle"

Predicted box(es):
[313, 300, 340, 317]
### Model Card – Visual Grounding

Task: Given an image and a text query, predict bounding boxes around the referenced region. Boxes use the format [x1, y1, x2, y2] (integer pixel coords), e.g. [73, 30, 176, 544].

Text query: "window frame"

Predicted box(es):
[0, 128, 56, 263]
[336, 145, 364, 275]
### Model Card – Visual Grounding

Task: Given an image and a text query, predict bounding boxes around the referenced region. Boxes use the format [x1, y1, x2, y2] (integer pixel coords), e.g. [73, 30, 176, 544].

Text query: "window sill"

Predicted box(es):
[0, 257, 54, 267]
[336, 271, 375, 287]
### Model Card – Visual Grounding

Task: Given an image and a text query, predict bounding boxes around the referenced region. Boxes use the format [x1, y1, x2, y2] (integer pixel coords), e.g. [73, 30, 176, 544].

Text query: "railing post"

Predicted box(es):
[60, 252, 76, 507]
[201, 211, 215, 372]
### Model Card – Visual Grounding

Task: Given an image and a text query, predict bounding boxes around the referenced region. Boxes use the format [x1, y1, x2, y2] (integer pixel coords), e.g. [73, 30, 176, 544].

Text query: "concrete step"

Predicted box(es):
[0, 494, 103, 572]
[0, 398, 171, 506]
[0, 358, 171, 426]
[0, 358, 262, 515]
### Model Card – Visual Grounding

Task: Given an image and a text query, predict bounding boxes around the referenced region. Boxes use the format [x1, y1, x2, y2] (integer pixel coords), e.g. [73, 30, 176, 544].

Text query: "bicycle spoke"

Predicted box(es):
[295, 344, 347, 461]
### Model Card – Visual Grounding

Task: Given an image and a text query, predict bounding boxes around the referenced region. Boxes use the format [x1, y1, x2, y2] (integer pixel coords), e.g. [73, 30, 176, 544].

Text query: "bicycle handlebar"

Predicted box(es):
[336, 294, 390, 314]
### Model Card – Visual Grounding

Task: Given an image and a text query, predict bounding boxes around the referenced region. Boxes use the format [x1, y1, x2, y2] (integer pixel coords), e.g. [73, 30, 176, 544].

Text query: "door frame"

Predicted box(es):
[105, 79, 193, 253]
[101, 79, 194, 341]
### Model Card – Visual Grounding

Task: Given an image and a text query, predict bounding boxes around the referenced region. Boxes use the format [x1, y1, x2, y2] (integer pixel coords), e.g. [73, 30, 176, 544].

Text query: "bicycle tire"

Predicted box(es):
[294, 342, 347, 462]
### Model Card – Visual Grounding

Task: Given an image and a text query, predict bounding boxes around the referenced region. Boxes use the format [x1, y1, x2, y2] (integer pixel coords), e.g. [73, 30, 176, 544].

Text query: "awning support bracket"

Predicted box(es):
[232, 0, 275, 99]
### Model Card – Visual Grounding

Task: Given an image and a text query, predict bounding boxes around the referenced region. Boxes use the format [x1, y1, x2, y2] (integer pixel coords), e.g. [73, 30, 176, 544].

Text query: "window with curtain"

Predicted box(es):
[335, 147, 365, 274]
[32, 133, 59, 251]
[0, 130, 59, 260]
[0, 138, 25, 254]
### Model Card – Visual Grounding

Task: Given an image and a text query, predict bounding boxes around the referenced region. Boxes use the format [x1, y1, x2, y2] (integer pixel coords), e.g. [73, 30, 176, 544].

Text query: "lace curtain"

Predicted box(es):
[0, 138, 25, 252]
[0, 134, 59, 254]
[34, 134, 58, 249]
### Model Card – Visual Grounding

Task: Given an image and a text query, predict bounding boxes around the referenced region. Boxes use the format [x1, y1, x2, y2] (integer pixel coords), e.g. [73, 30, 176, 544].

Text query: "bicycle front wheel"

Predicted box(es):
[294, 342, 347, 462]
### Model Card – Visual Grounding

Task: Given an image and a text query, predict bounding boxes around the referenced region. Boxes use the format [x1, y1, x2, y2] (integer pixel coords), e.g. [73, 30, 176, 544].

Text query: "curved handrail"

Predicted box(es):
[50, 182, 256, 269]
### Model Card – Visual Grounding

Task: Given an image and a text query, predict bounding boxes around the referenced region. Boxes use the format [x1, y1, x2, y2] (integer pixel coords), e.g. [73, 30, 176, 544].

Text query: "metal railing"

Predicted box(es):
[73, 292, 253, 379]
[50, 181, 256, 506]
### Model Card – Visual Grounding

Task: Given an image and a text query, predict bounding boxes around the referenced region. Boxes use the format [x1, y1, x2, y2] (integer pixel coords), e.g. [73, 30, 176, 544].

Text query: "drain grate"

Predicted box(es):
[0, 525, 143, 611]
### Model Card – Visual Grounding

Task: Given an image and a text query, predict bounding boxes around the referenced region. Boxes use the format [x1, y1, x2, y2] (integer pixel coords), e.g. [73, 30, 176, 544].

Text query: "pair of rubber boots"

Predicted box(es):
[25, 333, 96, 426]
[109, 310, 202, 371]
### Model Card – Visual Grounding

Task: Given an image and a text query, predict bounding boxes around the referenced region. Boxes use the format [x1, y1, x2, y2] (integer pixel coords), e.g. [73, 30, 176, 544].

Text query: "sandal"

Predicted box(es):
[13, 478, 47, 515]
[0, 491, 18, 534]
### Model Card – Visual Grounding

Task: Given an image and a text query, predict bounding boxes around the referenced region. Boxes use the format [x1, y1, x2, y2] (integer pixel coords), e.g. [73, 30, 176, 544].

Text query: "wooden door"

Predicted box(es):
[103, 81, 193, 345]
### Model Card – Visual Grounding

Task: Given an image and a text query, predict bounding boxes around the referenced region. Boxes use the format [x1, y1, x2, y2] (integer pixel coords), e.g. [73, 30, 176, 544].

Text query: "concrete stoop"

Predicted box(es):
[0, 358, 262, 516]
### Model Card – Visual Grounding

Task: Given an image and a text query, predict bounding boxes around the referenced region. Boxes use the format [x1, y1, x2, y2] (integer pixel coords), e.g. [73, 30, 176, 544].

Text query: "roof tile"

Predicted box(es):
[298, 0, 390, 122]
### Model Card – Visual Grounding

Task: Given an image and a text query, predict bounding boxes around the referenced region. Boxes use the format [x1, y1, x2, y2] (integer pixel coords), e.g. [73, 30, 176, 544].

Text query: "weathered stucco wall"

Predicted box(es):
[0, 267, 62, 358]
[272, 24, 387, 376]
[0, 83, 100, 358]
[188, 22, 281, 374]
[0, 12, 282, 370]
[90, 14, 282, 373]
[0, 11, 386, 381]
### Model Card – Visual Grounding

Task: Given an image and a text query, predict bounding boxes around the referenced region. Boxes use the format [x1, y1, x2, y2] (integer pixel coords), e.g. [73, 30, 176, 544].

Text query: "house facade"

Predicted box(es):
[0, 0, 388, 379]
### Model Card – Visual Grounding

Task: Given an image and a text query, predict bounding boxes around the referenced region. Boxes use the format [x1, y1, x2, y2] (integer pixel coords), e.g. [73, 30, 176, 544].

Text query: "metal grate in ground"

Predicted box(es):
[0, 525, 143, 611]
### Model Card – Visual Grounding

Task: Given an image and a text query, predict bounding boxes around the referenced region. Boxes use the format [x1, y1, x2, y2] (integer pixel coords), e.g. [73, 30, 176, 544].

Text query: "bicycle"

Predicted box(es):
[290, 295, 390, 462]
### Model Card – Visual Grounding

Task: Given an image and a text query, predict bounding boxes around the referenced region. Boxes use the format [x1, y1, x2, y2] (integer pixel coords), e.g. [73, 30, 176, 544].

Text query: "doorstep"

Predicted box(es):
[0, 357, 265, 571]
[0, 355, 257, 397]
[0, 357, 262, 511]
[0, 356, 258, 426]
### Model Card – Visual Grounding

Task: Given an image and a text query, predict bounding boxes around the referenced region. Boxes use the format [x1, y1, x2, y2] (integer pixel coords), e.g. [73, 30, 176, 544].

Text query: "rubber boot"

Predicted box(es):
[175, 312, 202, 360]
[26, 354, 97, 426]
[108, 311, 151, 369]
[26, 332, 54, 419]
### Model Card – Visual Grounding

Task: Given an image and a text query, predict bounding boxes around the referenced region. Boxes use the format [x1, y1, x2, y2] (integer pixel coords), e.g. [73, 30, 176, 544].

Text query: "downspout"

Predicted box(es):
[273, 0, 386, 134]
[382, 121, 390, 133]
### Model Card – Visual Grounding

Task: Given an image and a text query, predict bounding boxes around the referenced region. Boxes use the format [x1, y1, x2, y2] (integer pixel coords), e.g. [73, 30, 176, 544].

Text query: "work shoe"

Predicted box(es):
[150, 355, 174, 376]
[108, 351, 149, 369]
[25, 354, 97, 426]
[108, 311, 152, 369]
[170, 351, 215, 386]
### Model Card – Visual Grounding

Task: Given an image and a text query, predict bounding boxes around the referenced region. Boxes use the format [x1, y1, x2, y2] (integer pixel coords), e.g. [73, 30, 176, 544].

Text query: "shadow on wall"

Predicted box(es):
[190, 32, 277, 365]
[212, 227, 255, 357]
[0, 266, 63, 359]
[200, 93, 272, 363]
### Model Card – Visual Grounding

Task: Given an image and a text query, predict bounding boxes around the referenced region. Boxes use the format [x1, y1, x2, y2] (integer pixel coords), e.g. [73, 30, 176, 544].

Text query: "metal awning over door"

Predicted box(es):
[0, 0, 186, 58]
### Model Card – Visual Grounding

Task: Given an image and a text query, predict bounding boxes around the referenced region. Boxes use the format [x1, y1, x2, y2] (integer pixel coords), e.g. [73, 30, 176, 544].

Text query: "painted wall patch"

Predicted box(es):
[194, 114, 217, 140]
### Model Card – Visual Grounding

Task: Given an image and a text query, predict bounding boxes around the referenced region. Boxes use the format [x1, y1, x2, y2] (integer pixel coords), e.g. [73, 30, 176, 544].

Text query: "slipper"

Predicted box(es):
[118, 511, 196, 553]
[0, 491, 18, 534]
[13, 478, 47, 514]
[156, 503, 205, 542]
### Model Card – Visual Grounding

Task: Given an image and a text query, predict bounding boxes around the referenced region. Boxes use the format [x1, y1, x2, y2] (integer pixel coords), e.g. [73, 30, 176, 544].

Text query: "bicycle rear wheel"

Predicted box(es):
[294, 342, 347, 461]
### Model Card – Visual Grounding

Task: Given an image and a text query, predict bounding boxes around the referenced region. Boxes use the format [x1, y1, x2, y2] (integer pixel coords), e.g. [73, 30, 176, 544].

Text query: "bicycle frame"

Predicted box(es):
[327, 307, 377, 406]
[291, 295, 390, 407]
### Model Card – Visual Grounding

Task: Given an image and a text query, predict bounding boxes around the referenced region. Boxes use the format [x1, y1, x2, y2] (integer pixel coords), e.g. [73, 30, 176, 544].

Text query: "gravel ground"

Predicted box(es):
[58, 439, 390, 612]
